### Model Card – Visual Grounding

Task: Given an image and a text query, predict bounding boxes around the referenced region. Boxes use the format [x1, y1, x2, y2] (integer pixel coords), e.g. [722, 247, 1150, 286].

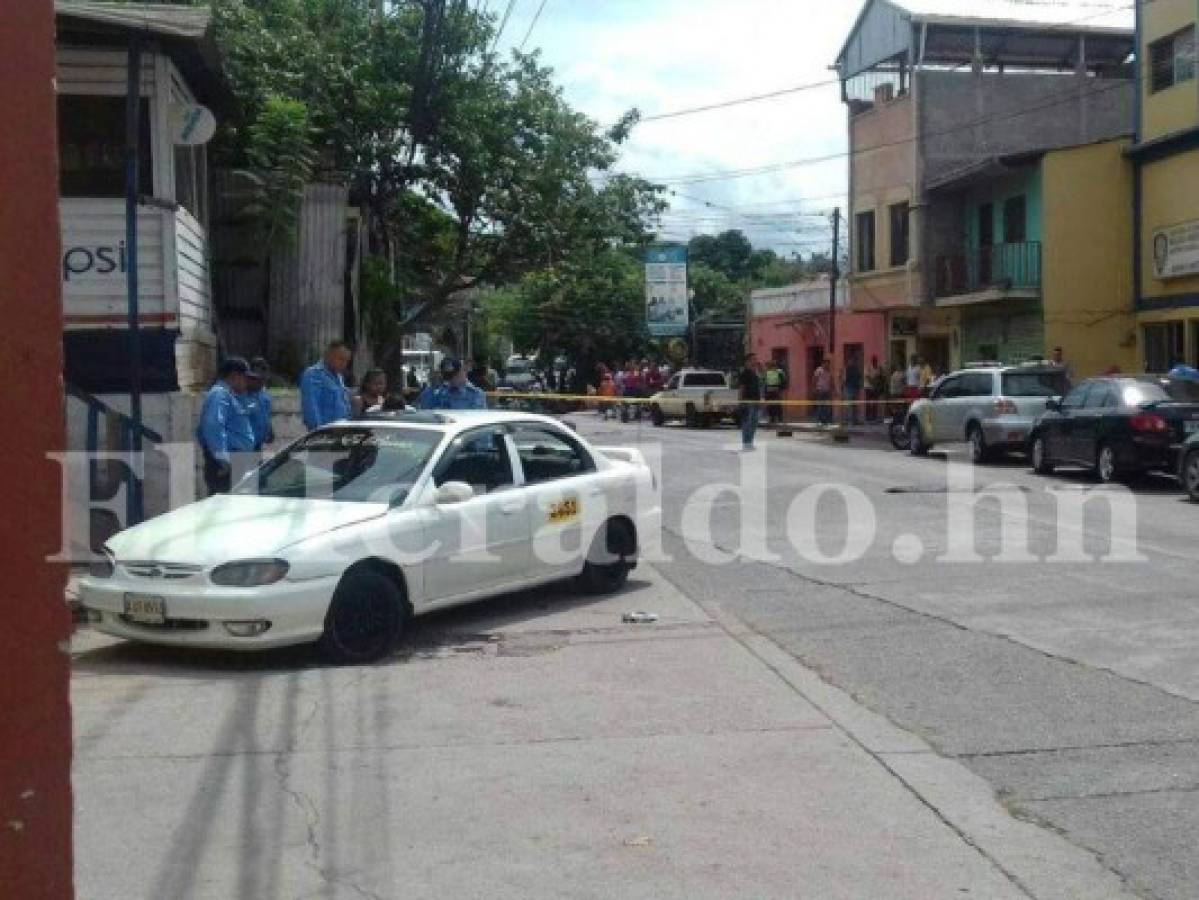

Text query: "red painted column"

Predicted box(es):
[0, 2, 75, 898]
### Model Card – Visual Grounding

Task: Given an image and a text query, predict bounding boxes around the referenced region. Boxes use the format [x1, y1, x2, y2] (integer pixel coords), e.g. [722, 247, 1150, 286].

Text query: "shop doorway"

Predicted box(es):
[919, 336, 951, 376]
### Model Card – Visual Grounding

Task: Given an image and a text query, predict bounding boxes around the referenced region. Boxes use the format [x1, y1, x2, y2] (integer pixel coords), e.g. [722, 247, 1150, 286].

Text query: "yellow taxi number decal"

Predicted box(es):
[547, 497, 580, 524]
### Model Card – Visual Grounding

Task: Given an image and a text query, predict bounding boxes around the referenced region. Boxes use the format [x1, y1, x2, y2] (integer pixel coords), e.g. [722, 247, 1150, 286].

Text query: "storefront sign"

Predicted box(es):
[891, 315, 918, 337]
[1152, 219, 1199, 280]
[645, 245, 689, 337]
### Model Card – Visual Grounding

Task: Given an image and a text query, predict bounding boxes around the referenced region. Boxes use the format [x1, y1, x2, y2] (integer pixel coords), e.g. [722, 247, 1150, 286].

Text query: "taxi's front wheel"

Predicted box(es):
[320, 568, 406, 664]
[578, 518, 636, 594]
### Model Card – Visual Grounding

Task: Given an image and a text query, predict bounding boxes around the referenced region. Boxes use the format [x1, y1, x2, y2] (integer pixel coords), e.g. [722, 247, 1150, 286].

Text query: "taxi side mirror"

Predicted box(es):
[1045, 398, 1061, 412]
[435, 481, 475, 505]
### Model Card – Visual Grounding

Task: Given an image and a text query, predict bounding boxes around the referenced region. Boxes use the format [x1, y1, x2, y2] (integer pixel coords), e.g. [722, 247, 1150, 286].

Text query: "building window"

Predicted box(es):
[1144, 322, 1184, 372]
[855, 210, 876, 272]
[1003, 195, 1027, 244]
[174, 145, 208, 225]
[1150, 26, 1196, 93]
[889, 202, 910, 267]
[58, 95, 152, 198]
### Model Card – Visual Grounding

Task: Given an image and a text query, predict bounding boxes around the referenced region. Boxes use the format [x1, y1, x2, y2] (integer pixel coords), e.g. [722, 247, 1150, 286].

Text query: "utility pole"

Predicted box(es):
[124, 35, 144, 525]
[828, 207, 841, 354]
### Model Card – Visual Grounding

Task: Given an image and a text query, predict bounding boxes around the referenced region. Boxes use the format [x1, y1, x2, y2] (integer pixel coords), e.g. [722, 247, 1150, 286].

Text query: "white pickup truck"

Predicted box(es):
[649, 369, 741, 428]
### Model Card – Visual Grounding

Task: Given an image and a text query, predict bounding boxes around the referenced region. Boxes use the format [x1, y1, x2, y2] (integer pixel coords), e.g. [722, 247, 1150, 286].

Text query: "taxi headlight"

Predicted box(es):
[210, 559, 290, 587]
[88, 547, 115, 579]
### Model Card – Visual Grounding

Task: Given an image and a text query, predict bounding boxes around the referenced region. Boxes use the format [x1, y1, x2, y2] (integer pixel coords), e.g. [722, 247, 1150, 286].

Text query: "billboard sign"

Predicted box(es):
[1152, 219, 1199, 280]
[645, 245, 688, 337]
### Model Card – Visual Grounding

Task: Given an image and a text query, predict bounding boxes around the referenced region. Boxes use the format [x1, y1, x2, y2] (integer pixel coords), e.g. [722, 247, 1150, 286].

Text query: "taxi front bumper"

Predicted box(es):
[78, 572, 340, 650]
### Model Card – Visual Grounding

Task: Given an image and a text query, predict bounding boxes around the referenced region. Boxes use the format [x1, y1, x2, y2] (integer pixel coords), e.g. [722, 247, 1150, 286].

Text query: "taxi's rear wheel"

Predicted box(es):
[578, 518, 636, 594]
[320, 568, 406, 664]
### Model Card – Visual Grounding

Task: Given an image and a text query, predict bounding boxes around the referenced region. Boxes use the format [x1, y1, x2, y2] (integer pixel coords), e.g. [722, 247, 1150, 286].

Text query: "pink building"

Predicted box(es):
[749, 278, 887, 406]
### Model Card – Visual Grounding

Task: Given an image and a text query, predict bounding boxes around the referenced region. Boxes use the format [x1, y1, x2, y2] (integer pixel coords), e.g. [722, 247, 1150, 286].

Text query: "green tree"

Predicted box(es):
[204, 0, 661, 354]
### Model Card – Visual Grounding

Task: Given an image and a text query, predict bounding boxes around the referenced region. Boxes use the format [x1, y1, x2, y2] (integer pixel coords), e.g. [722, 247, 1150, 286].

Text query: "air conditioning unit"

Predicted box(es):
[874, 83, 895, 104]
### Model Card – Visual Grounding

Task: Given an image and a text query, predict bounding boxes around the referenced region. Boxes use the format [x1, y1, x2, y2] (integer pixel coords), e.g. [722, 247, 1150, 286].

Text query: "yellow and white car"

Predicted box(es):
[79, 411, 658, 663]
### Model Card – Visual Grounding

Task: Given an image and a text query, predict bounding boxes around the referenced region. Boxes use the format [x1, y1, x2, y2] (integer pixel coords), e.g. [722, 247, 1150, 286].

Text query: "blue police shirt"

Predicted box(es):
[240, 388, 274, 450]
[196, 382, 256, 463]
[300, 363, 350, 430]
[420, 382, 487, 410]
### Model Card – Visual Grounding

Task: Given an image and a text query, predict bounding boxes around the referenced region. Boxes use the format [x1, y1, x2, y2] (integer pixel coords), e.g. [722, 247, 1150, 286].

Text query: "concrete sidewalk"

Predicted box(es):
[71, 566, 1128, 899]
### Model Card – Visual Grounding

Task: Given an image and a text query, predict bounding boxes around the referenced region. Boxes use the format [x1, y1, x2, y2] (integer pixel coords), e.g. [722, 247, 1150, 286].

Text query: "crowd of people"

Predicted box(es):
[593, 358, 670, 421]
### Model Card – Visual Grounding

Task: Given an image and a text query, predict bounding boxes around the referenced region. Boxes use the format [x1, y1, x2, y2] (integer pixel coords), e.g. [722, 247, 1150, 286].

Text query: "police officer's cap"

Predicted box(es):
[440, 357, 463, 375]
[219, 356, 251, 378]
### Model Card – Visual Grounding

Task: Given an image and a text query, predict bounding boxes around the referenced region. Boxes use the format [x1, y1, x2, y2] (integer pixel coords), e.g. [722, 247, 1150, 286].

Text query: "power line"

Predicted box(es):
[518, 0, 549, 51]
[489, 0, 519, 53]
[637, 77, 841, 124]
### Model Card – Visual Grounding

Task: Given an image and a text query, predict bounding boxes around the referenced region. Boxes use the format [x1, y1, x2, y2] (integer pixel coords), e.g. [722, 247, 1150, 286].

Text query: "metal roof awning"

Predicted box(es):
[55, 1, 227, 107]
[835, 0, 1133, 82]
[55, 1, 211, 39]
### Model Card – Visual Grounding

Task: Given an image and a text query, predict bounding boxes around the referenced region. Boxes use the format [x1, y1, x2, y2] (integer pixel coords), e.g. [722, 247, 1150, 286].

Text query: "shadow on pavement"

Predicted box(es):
[71, 576, 657, 677]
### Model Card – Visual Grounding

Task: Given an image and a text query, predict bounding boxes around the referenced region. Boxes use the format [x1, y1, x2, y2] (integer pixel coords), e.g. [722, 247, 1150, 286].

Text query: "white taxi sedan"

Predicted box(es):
[79, 411, 658, 663]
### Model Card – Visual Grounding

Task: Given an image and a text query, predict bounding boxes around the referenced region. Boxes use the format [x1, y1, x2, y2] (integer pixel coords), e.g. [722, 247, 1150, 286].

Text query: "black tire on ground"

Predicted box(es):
[319, 567, 407, 664]
[1031, 434, 1055, 475]
[907, 419, 929, 456]
[1095, 441, 1120, 484]
[577, 518, 636, 594]
[684, 404, 700, 429]
[650, 405, 665, 427]
[968, 424, 991, 464]
[1184, 449, 1199, 503]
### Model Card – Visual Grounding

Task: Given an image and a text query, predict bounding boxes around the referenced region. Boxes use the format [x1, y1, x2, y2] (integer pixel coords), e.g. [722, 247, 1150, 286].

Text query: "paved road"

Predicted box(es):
[569, 413, 1199, 900]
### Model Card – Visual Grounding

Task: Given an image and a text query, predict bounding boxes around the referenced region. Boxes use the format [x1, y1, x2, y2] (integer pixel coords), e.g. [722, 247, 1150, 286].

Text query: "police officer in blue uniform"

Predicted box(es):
[300, 340, 352, 430]
[420, 357, 487, 410]
[241, 356, 275, 451]
[196, 357, 257, 495]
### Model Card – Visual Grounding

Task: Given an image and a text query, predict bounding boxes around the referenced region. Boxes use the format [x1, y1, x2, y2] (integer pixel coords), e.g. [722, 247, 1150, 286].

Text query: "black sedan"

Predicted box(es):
[1028, 375, 1199, 483]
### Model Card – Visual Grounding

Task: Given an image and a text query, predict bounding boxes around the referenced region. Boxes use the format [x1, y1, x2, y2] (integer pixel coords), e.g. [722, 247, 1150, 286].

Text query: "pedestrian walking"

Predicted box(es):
[864, 355, 883, 423]
[844, 352, 863, 426]
[621, 360, 643, 422]
[352, 368, 389, 417]
[764, 358, 786, 425]
[738, 353, 765, 450]
[241, 356, 275, 451]
[196, 357, 255, 496]
[300, 340, 352, 430]
[420, 357, 486, 410]
[812, 358, 833, 426]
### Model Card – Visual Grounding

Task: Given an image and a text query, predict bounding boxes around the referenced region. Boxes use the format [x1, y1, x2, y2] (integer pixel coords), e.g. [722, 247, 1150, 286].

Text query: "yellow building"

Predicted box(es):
[1042, 139, 1138, 377]
[1133, 0, 1199, 370]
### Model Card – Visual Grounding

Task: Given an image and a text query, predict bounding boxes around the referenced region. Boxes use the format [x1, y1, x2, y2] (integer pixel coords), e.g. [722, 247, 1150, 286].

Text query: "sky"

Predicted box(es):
[494, 0, 1133, 257]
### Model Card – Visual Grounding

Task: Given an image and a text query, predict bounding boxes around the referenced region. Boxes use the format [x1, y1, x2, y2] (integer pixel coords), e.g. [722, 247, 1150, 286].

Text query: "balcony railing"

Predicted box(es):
[934, 241, 1041, 298]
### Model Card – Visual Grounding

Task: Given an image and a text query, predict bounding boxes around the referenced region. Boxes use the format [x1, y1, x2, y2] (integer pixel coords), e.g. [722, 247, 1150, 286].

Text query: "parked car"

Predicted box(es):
[648, 368, 741, 428]
[1029, 375, 1199, 483]
[78, 411, 658, 663]
[905, 362, 1069, 461]
[1180, 432, 1199, 502]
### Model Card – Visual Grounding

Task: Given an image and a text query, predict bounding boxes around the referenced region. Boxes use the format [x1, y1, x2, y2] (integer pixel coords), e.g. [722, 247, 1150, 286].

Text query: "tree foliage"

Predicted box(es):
[202, 0, 662, 358]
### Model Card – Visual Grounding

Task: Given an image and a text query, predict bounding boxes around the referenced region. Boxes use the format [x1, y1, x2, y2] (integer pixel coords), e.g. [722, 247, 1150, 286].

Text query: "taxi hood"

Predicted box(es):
[106, 495, 387, 566]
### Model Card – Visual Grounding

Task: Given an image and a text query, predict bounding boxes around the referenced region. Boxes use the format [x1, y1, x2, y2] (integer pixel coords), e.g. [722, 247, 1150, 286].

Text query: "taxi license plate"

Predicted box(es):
[1186, 420, 1199, 435]
[123, 593, 166, 625]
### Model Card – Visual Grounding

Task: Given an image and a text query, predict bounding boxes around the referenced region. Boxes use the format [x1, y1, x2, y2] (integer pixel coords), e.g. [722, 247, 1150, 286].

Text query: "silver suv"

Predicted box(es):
[905, 362, 1069, 462]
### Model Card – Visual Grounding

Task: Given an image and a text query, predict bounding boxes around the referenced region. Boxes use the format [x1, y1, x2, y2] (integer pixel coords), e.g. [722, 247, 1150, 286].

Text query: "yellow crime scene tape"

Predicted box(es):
[482, 391, 886, 408]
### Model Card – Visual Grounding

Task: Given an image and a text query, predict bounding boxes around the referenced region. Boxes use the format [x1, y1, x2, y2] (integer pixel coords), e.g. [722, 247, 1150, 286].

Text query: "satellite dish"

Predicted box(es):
[169, 103, 216, 146]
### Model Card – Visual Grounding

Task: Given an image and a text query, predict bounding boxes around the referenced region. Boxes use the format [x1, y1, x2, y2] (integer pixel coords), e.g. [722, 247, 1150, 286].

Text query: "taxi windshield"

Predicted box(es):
[238, 427, 443, 504]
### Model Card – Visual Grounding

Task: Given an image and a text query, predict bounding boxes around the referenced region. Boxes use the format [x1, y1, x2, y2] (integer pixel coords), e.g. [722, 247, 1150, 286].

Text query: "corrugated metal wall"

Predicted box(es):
[268, 183, 349, 369]
[211, 174, 355, 376]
